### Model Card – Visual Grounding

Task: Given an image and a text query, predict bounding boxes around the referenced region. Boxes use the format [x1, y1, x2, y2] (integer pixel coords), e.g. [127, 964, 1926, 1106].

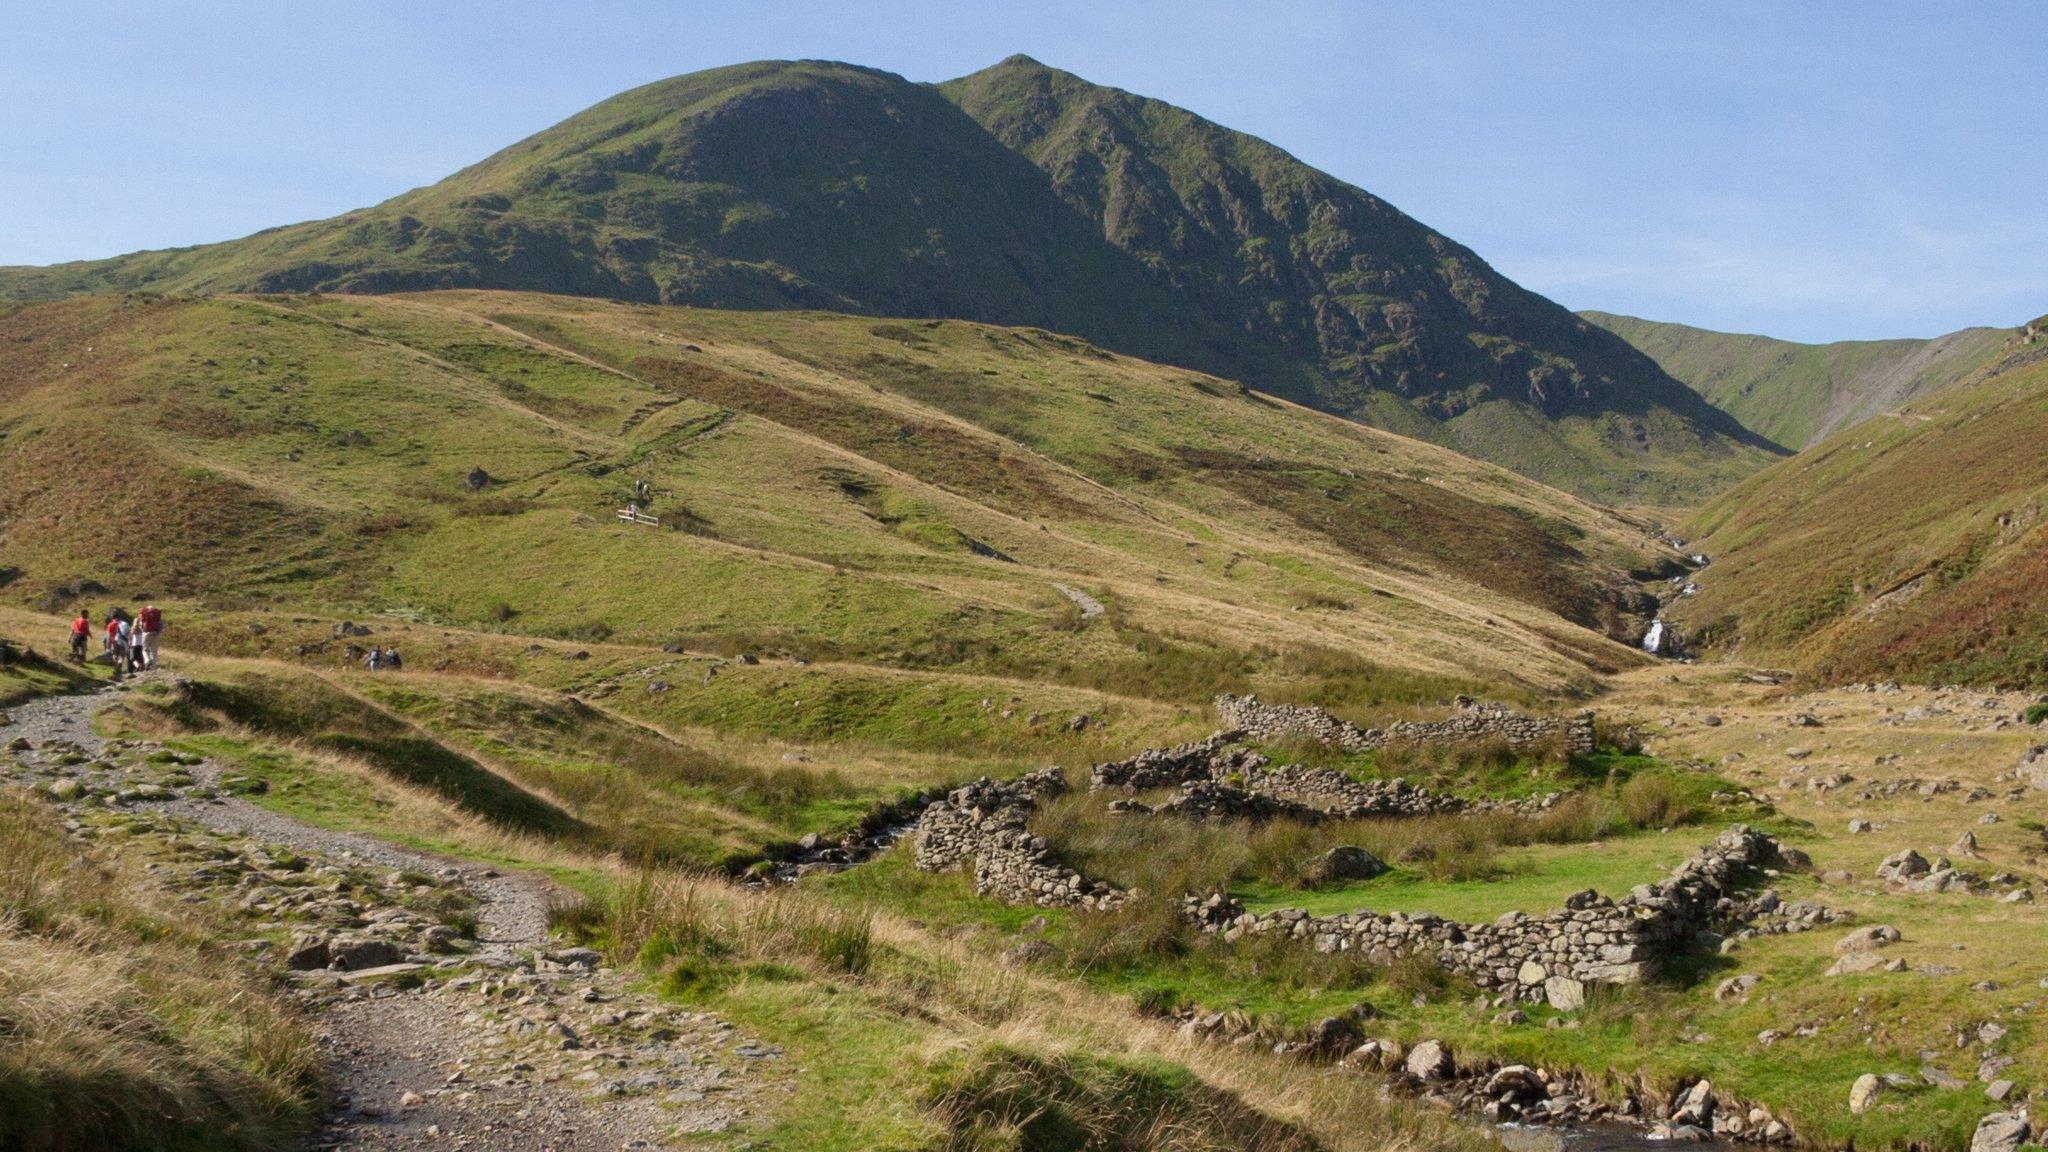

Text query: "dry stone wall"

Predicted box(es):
[1089, 733, 1561, 820]
[912, 768, 1124, 911]
[912, 771, 1787, 999]
[1182, 825, 1784, 999]
[1212, 694, 1596, 756]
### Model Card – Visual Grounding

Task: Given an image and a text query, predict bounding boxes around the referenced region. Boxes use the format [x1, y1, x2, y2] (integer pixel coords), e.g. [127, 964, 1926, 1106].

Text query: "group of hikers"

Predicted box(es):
[69, 604, 164, 678]
[361, 645, 402, 671]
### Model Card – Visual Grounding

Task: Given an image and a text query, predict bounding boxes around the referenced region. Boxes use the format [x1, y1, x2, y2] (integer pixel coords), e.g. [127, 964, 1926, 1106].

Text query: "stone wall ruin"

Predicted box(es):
[1212, 693, 1595, 757]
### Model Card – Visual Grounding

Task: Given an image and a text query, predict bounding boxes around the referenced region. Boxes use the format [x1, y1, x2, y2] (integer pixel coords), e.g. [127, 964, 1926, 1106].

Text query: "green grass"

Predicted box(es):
[1232, 833, 1697, 919]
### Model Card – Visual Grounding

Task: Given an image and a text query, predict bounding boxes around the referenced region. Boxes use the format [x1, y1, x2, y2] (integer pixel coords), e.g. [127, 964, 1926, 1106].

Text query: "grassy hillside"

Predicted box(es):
[0, 58, 1777, 501]
[943, 58, 1779, 502]
[1584, 310, 2012, 449]
[1670, 324, 2048, 687]
[0, 290, 1665, 698]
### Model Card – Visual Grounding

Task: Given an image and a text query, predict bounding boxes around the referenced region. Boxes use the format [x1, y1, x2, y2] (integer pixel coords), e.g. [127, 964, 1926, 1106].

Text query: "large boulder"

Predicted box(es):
[1970, 1112, 2031, 1152]
[2017, 746, 2048, 791]
[1876, 849, 1930, 882]
[327, 937, 401, 970]
[1303, 846, 1387, 885]
[1405, 1039, 1453, 1081]
[1671, 1079, 1715, 1127]
[1826, 952, 1891, 977]
[1848, 1074, 1882, 1114]
[1834, 925, 1901, 954]
[284, 933, 331, 971]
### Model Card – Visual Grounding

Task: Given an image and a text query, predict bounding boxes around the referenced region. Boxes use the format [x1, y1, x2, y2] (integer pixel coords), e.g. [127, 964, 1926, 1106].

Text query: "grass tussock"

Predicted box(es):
[0, 789, 319, 1152]
[927, 1043, 1325, 1152]
[550, 870, 878, 986]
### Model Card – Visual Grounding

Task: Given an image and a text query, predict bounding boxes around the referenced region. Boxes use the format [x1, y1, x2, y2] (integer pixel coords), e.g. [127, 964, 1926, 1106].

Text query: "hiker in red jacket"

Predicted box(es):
[68, 611, 91, 662]
[136, 604, 163, 671]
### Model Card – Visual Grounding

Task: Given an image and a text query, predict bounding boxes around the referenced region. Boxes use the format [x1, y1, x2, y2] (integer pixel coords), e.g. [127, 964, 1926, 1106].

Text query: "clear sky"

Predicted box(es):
[6, 2, 2043, 342]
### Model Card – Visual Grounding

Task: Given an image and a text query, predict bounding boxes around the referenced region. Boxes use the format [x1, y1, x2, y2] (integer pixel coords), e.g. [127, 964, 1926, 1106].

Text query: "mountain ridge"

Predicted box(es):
[1583, 309, 2012, 449]
[0, 56, 1777, 502]
[1669, 320, 2048, 687]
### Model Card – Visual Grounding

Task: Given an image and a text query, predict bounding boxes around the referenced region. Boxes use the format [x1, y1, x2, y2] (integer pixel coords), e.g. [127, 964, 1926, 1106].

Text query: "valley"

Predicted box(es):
[2, 44, 2044, 1152]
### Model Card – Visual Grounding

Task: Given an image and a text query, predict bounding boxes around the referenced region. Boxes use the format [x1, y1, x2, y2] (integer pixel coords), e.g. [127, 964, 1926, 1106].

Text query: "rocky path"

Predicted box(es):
[0, 681, 768, 1150]
[1052, 582, 1105, 619]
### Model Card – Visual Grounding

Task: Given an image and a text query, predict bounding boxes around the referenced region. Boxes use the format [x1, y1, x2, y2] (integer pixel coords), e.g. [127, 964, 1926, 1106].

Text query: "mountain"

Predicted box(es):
[1583, 310, 2013, 449]
[0, 289, 1670, 696]
[0, 57, 1777, 502]
[1667, 320, 2048, 687]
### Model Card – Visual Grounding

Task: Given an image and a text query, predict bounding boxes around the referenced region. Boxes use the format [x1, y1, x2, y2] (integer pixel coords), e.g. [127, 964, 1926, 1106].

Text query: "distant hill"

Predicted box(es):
[1583, 310, 2011, 449]
[1669, 319, 2048, 688]
[0, 290, 1670, 694]
[0, 57, 1776, 502]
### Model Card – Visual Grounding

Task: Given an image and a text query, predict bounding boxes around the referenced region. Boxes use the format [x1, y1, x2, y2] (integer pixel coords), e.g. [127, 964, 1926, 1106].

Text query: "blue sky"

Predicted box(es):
[5, 2, 2042, 341]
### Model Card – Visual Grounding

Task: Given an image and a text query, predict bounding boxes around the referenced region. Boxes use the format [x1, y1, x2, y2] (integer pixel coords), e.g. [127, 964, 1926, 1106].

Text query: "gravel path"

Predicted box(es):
[1, 681, 762, 1150]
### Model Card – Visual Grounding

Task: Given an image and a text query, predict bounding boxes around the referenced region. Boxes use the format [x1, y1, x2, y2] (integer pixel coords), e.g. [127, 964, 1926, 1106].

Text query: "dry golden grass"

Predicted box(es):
[0, 789, 320, 1152]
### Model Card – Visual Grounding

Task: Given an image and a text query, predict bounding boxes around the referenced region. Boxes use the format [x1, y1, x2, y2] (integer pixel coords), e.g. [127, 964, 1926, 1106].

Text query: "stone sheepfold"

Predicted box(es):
[912, 763, 1790, 1001]
[1184, 825, 1785, 1003]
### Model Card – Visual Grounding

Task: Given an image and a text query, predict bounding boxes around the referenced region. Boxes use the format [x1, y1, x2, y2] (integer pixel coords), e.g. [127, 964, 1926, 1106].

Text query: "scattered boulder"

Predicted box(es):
[1714, 974, 1761, 1003]
[2017, 746, 2048, 791]
[1826, 952, 1894, 977]
[1970, 1112, 2031, 1152]
[285, 933, 331, 971]
[1834, 924, 1902, 954]
[1876, 849, 1930, 883]
[462, 467, 492, 491]
[1303, 845, 1386, 885]
[1670, 1079, 1715, 1127]
[327, 937, 400, 971]
[1923, 1067, 1968, 1090]
[1343, 1038, 1403, 1071]
[1405, 1039, 1453, 1081]
[1848, 1074, 1883, 1114]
